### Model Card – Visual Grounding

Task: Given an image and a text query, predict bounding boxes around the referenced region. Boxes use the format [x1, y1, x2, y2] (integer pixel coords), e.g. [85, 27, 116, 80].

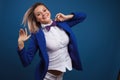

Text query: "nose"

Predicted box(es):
[41, 12, 46, 16]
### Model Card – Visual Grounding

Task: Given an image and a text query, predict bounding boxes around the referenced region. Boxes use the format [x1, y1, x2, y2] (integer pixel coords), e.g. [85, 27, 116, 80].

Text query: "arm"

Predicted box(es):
[17, 29, 38, 67]
[66, 12, 86, 27]
[55, 12, 87, 27]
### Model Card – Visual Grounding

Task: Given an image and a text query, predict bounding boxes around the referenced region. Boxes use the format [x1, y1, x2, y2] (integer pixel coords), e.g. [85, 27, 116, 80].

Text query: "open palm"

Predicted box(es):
[18, 28, 31, 42]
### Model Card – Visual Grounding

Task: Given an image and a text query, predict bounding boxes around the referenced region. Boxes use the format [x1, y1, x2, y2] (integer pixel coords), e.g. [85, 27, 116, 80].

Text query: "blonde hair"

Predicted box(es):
[22, 2, 47, 33]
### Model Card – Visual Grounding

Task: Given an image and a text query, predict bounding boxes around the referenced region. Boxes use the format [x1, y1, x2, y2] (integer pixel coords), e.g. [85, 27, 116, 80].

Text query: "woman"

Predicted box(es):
[17, 2, 86, 80]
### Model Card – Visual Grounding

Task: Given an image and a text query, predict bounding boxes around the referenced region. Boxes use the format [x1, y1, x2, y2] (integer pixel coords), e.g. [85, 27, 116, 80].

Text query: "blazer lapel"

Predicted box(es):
[57, 22, 72, 34]
[35, 28, 49, 62]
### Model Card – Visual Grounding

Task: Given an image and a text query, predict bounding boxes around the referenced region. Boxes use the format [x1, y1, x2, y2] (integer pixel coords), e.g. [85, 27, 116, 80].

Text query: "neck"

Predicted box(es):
[42, 19, 52, 24]
[41, 19, 53, 28]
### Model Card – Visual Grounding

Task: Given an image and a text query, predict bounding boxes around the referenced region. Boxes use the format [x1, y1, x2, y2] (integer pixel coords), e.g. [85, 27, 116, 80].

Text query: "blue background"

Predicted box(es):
[0, 0, 120, 80]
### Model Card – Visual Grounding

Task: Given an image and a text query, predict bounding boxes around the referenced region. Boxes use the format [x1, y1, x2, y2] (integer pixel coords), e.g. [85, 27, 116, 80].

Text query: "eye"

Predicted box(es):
[37, 13, 41, 16]
[43, 9, 46, 12]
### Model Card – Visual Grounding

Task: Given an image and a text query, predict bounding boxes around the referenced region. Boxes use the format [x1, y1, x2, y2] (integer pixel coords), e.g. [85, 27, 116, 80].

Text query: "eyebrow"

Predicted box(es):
[36, 12, 41, 14]
[36, 8, 47, 13]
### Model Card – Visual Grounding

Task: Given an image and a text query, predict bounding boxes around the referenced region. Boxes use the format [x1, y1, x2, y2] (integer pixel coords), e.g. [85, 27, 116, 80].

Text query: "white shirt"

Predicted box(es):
[41, 21, 72, 72]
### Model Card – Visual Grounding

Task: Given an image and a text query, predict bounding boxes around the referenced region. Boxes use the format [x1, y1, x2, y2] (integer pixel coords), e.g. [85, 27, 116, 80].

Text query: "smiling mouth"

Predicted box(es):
[43, 14, 49, 19]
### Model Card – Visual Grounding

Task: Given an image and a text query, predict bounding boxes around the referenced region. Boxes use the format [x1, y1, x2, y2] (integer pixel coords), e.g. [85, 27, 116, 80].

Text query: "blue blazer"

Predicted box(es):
[18, 12, 86, 80]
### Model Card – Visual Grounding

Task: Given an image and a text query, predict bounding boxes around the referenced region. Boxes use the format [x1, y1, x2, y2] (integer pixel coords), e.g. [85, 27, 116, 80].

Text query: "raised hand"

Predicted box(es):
[18, 28, 31, 50]
[55, 13, 73, 22]
[18, 28, 31, 42]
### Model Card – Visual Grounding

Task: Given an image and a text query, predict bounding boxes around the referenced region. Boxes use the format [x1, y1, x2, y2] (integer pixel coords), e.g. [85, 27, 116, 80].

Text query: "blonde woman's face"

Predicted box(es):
[34, 5, 51, 24]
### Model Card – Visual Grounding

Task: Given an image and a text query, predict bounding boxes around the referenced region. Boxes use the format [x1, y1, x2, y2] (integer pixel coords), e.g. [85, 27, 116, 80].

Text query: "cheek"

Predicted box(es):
[36, 16, 42, 22]
[48, 12, 51, 16]
[46, 11, 50, 16]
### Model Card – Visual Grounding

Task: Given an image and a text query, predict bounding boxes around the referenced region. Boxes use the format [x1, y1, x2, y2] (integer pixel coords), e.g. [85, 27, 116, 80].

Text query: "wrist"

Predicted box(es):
[18, 40, 24, 50]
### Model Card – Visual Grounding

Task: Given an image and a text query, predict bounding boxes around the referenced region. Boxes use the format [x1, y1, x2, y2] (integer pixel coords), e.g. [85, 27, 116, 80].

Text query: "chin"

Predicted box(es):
[46, 18, 51, 22]
[41, 18, 51, 24]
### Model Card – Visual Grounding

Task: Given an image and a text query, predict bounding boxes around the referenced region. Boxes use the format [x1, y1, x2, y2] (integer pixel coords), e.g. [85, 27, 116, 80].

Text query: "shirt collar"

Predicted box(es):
[41, 20, 53, 28]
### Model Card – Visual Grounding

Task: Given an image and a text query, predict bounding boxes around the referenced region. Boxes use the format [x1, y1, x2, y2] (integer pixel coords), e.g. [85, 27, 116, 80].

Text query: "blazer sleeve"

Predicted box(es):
[17, 34, 38, 67]
[66, 12, 87, 27]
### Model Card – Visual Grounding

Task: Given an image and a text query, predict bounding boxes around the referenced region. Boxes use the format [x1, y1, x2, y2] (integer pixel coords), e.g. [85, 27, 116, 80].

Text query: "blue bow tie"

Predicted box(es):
[45, 21, 56, 31]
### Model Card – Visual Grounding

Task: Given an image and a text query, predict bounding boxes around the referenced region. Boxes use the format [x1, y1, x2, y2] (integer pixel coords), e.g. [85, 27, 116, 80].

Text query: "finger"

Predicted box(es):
[59, 18, 63, 22]
[28, 35, 31, 39]
[56, 17, 60, 21]
[57, 16, 64, 21]
[55, 16, 59, 21]
[19, 28, 24, 32]
[55, 13, 61, 18]
[56, 13, 64, 18]
[56, 15, 63, 21]
[26, 34, 31, 40]
[55, 13, 60, 17]
[25, 28, 27, 35]
[55, 15, 59, 19]
[55, 13, 65, 22]
[19, 29, 24, 35]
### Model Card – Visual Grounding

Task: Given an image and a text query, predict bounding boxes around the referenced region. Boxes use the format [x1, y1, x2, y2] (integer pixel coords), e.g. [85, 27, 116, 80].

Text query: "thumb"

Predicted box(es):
[27, 34, 31, 39]
[25, 34, 31, 41]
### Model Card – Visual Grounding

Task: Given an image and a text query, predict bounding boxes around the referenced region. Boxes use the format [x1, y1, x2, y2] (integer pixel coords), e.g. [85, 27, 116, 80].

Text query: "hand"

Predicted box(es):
[18, 28, 31, 50]
[55, 13, 73, 22]
[18, 28, 31, 42]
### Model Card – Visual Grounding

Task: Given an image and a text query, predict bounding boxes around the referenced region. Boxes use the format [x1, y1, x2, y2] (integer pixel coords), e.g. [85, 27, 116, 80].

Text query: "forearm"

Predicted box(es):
[17, 41, 30, 67]
[65, 14, 74, 20]
[66, 12, 86, 27]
